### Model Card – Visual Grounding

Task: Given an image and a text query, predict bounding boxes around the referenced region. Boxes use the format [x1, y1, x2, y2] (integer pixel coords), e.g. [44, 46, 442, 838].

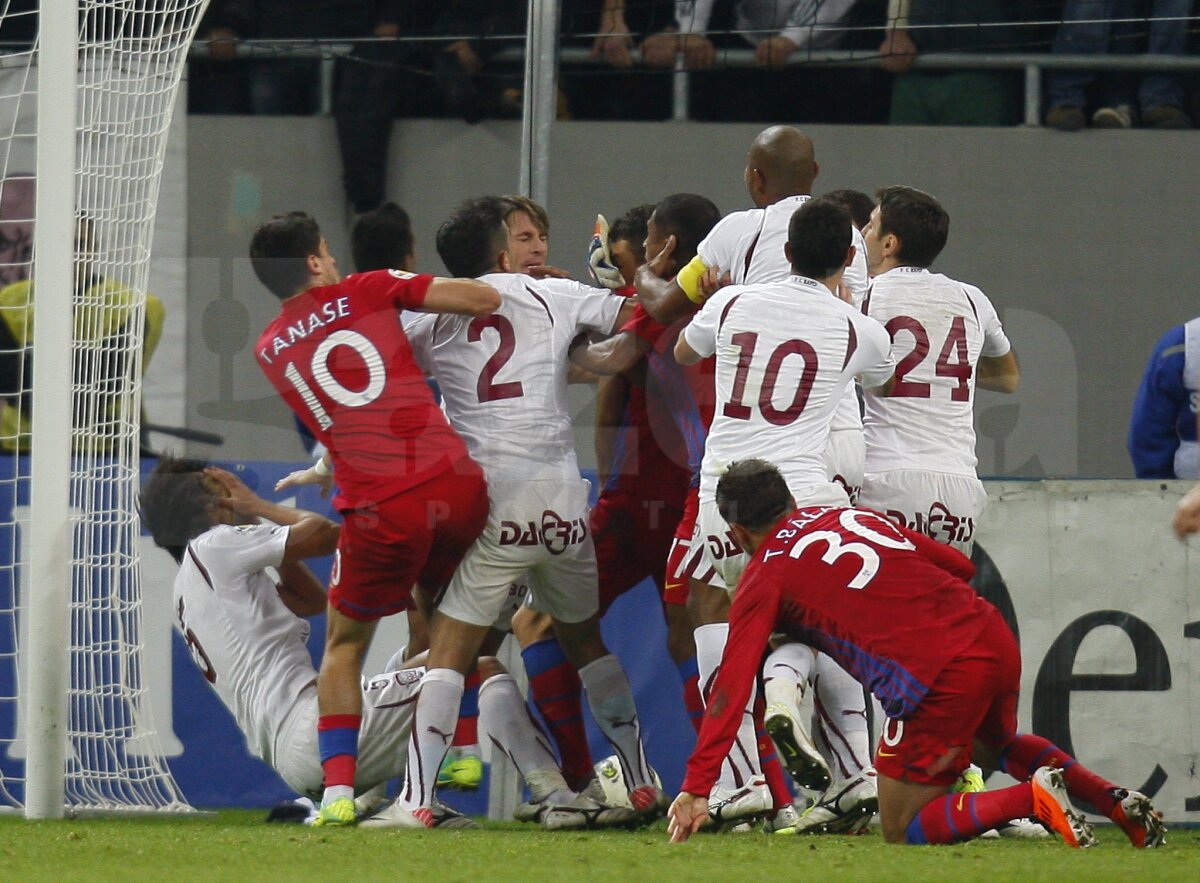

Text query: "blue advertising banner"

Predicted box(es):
[0, 459, 696, 811]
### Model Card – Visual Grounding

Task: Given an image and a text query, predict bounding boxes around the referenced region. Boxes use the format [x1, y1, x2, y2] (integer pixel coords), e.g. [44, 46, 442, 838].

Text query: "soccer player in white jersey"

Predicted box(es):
[365, 196, 664, 828]
[675, 198, 895, 828]
[859, 187, 1020, 555]
[138, 457, 619, 829]
[635, 126, 883, 826]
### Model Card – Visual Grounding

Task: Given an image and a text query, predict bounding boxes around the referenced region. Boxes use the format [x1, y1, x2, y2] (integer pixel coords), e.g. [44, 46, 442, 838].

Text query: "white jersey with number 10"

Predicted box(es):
[683, 275, 894, 499]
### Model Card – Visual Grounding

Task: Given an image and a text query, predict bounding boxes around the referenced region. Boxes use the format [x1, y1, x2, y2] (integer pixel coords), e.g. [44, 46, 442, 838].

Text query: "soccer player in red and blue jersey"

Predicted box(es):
[668, 458, 1166, 849]
[250, 211, 500, 826]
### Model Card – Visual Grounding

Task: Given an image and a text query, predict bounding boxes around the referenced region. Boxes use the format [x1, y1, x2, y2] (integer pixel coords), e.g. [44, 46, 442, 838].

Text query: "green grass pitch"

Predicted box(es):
[1, 812, 1196, 882]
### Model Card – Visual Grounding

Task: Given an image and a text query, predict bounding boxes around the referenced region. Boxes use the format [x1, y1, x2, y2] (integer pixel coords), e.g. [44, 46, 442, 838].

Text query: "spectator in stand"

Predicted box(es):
[1128, 316, 1200, 479]
[247, 1, 334, 115]
[335, 3, 525, 212]
[188, 0, 252, 114]
[641, 0, 860, 69]
[1044, 1, 1193, 131]
[334, 2, 408, 215]
[879, 0, 1024, 125]
[638, 0, 862, 121]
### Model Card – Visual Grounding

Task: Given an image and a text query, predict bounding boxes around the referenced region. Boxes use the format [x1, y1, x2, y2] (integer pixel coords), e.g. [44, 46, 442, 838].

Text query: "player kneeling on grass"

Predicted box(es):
[667, 459, 1166, 848]
[140, 456, 634, 831]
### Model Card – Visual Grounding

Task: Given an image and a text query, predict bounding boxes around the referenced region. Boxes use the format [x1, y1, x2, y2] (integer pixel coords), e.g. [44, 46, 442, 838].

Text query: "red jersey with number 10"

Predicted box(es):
[681, 505, 994, 796]
[256, 270, 471, 511]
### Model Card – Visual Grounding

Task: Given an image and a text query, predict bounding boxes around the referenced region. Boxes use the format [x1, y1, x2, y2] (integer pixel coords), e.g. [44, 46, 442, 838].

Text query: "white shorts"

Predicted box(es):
[859, 469, 987, 555]
[823, 429, 865, 505]
[274, 666, 425, 799]
[438, 478, 598, 626]
[687, 481, 850, 595]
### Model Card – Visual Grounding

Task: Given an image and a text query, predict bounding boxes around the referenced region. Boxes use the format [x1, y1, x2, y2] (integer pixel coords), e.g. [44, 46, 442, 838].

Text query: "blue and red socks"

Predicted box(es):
[522, 638, 593, 790]
[318, 713, 361, 802]
[676, 656, 704, 734]
[906, 783, 1033, 844]
[998, 732, 1118, 816]
[452, 669, 482, 749]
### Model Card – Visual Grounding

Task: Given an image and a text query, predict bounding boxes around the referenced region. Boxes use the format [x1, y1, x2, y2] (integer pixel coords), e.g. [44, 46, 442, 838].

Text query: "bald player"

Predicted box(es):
[638, 127, 882, 830]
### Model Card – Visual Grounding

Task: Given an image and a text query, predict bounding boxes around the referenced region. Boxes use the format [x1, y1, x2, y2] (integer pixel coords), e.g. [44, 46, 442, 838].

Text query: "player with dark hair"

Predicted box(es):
[360, 197, 664, 829]
[140, 457, 617, 830]
[869, 185, 950, 270]
[351, 202, 415, 273]
[667, 459, 1166, 850]
[822, 188, 875, 232]
[859, 186, 1019, 556]
[572, 193, 722, 748]
[248, 211, 500, 827]
[627, 131, 883, 830]
[673, 196, 895, 830]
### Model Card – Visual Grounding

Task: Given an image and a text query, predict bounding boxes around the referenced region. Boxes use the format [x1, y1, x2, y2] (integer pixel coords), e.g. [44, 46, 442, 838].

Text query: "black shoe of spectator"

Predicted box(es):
[1143, 105, 1191, 130]
[1045, 105, 1085, 132]
[435, 52, 481, 123]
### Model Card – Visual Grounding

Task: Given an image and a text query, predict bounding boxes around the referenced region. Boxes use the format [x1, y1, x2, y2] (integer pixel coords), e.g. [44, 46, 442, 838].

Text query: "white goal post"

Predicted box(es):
[0, 0, 210, 818]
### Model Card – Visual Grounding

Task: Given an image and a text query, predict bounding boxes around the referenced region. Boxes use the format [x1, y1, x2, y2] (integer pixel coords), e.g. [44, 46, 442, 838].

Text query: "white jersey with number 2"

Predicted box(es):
[406, 273, 624, 481]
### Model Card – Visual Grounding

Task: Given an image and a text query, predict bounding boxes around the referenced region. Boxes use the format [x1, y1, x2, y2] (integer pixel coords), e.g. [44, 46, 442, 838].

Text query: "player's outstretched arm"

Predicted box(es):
[275, 455, 334, 498]
[667, 793, 709, 842]
[421, 278, 502, 317]
[977, 350, 1020, 393]
[1174, 482, 1200, 538]
[570, 330, 648, 376]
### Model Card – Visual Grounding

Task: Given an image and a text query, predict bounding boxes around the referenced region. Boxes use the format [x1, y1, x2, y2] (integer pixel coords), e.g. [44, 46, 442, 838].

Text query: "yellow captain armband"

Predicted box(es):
[676, 255, 710, 304]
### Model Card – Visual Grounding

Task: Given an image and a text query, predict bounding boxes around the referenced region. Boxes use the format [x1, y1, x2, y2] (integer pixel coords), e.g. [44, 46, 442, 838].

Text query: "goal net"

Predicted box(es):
[0, 0, 209, 814]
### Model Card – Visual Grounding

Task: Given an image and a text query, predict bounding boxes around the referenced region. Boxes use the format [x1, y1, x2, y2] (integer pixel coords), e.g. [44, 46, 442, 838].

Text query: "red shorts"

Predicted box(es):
[593, 489, 682, 615]
[329, 462, 489, 622]
[662, 487, 700, 607]
[873, 607, 1020, 787]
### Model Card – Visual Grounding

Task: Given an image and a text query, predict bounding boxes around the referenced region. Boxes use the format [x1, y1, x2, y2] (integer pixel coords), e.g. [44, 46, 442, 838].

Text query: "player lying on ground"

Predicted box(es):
[667, 458, 1167, 848]
[139, 457, 638, 830]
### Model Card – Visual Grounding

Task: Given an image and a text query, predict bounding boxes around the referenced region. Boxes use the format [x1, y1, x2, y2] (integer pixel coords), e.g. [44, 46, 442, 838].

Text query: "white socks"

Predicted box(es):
[694, 622, 762, 789]
[399, 667, 463, 810]
[813, 653, 872, 779]
[578, 654, 651, 792]
[478, 672, 570, 802]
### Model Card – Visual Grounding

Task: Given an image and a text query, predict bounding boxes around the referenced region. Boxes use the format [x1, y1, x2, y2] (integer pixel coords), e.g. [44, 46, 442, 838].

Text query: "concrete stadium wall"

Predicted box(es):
[185, 118, 1196, 478]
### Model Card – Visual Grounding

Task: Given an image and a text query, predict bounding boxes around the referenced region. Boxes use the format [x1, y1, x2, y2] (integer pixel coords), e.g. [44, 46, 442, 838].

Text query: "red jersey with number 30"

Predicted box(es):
[681, 505, 993, 796]
[256, 270, 471, 510]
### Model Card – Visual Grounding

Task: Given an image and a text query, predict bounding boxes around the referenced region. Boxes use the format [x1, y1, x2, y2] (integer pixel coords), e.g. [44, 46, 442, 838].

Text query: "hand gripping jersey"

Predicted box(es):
[683, 275, 893, 499]
[862, 267, 1011, 475]
[681, 505, 995, 796]
[173, 523, 315, 769]
[255, 270, 472, 511]
[405, 273, 625, 482]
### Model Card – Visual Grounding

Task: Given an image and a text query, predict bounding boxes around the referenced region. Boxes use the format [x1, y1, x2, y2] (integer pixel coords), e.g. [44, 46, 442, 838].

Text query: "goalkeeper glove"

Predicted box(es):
[587, 214, 625, 289]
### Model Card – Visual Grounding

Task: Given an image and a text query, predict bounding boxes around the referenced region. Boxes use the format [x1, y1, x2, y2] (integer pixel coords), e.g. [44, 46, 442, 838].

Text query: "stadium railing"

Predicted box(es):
[186, 38, 1200, 126]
